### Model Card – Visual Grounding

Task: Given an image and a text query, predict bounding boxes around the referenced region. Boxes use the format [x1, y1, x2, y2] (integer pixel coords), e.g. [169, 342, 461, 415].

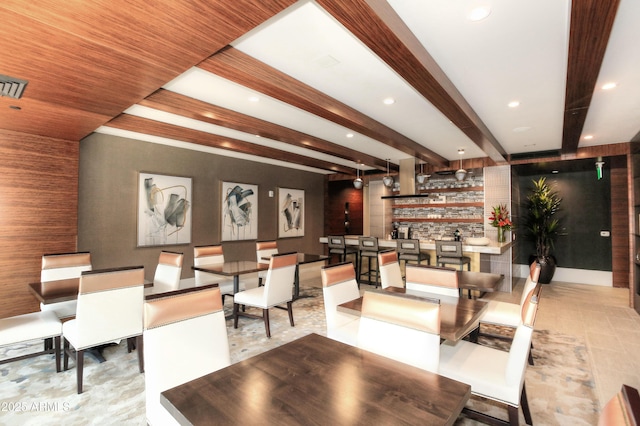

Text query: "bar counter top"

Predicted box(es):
[319, 235, 513, 255]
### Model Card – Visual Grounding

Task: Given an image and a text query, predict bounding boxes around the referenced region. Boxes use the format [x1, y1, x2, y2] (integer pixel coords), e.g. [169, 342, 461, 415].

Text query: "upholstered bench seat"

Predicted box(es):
[0, 311, 62, 370]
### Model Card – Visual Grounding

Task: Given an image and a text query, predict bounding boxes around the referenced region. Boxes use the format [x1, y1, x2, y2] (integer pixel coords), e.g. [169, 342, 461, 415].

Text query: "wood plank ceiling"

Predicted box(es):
[0, 0, 630, 175]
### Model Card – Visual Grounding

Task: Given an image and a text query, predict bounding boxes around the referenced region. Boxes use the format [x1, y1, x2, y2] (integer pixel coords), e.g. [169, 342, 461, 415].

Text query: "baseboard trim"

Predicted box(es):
[514, 264, 612, 286]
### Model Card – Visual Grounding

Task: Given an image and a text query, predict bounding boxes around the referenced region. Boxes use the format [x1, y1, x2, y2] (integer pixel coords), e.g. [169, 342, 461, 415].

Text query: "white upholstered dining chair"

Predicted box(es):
[144, 286, 230, 426]
[405, 264, 460, 298]
[62, 266, 145, 393]
[40, 252, 92, 320]
[377, 250, 404, 289]
[233, 252, 297, 338]
[357, 291, 440, 373]
[321, 262, 361, 346]
[152, 251, 183, 293]
[193, 244, 243, 303]
[438, 283, 542, 426]
[256, 240, 278, 286]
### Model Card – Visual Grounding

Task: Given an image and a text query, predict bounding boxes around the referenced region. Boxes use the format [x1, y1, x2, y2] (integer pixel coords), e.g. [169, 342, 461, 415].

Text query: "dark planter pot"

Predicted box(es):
[528, 254, 556, 284]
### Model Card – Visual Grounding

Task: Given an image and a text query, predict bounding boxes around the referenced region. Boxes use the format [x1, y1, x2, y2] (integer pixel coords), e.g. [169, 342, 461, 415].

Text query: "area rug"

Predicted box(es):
[0, 288, 599, 425]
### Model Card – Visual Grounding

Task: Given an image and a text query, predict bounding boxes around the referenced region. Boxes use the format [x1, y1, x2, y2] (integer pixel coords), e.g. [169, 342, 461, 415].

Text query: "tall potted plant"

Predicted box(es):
[524, 177, 562, 284]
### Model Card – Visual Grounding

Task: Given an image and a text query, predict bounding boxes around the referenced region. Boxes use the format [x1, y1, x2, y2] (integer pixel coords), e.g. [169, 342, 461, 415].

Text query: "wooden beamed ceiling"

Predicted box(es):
[0, 0, 627, 174]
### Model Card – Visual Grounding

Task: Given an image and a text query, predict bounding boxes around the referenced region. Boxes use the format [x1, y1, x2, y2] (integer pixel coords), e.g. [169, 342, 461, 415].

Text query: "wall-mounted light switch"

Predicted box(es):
[268, 190, 274, 198]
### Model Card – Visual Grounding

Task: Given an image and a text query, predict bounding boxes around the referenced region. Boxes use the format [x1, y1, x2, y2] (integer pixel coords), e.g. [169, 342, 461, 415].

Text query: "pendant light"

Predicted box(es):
[455, 149, 467, 181]
[416, 162, 430, 184]
[382, 158, 394, 188]
[353, 164, 363, 189]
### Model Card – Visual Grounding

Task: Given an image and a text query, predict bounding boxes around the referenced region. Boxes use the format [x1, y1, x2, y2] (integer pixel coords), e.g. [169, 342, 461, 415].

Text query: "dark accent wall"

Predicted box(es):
[516, 169, 612, 271]
[324, 180, 363, 236]
[78, 133, 325, 283]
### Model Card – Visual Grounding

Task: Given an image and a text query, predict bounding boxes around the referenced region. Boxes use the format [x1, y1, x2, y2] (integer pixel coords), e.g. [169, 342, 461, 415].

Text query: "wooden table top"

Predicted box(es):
[260, 253, 329, 264]
[160, 333, 470, 426]
[191, 260, 268, 276]
[29, 277, 153, 305]
[339, 289, 488, 342]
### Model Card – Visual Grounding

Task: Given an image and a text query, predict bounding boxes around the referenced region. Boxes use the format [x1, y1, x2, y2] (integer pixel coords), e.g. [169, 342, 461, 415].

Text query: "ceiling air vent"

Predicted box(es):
[0, 74, 28, 99]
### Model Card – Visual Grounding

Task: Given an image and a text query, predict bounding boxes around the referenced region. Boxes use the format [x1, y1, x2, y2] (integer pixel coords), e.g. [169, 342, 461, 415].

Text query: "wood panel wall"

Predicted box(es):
[0, 129, 79, 318]
[611, 158, 630, 288]
[324, 179, 363, 237]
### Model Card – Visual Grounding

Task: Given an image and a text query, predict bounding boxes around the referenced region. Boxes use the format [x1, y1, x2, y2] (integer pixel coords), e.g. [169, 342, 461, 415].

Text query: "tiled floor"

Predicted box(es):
[483, 278, 640, 408]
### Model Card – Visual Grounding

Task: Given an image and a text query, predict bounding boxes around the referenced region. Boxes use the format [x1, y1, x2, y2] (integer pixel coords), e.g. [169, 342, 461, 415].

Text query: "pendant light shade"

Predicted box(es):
[353, 166, 363, 189]
[416, 163, 430, 184]
[383, 159, 394, 188]
[455, 149, 467, 181]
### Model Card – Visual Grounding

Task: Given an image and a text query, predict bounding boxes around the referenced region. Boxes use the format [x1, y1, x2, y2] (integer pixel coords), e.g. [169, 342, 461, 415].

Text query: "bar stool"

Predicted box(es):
[396, 239, 430, 274]
[358, 236, 381, 287]
[327, 236, 358, 272]
[435, 240, 471, 271]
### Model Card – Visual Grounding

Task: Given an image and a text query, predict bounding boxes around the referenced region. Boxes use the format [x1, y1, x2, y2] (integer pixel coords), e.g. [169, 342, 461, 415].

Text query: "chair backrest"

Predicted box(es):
[405, 264, 459, 298]
[598, 385, 640, 426]
[327, 235, 346, 250]
[153, 251, 183, 291]
[321, 262, 361, 330]
[358, 291, 440, 373]
[435, 240, 463, 258]
[378, 250, 404, 289]
[358, 236, 379, 252]
[504, 284, 542, 390]
[144, 286, 230, 426]
[74, 266, 145, 349]
[396, 239, 420, 255]
[256, 240, 278, 265]
[193, 245, 224, 285]
[263, 252, 297, 306]
[519, 262, 542, 306]
[41, 252, 92, 281]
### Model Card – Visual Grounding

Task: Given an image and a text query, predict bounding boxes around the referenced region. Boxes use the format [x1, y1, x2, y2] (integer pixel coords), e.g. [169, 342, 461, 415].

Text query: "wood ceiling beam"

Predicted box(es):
[316, 0, 507, 163]
[562, 0, 620, 154]
[199, 47, 449, 168]
[139, 89, 391, 172]
[105, 114, 355, 174]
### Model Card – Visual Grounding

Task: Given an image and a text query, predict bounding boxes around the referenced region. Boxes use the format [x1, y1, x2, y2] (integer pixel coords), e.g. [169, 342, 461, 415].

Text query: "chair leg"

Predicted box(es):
[507, 405, 519, 426]
[521, 384, 533, 425]
[528, 343, 535, 366]
[287, 301, 294, 327]
[136, 335, 144, 373]
[63, 338, 70, 371]
[54, 336, 61, 373]
[76, 349, 84, 394]
[263, 309, 271, 338]
[233, 303, 240, 329]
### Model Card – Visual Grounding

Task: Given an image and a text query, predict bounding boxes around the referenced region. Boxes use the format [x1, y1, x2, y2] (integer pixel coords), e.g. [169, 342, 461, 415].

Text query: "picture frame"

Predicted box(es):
[278, 187, 304, 238]
[137, 172, 192, 247]
[221, 181, 258, 241]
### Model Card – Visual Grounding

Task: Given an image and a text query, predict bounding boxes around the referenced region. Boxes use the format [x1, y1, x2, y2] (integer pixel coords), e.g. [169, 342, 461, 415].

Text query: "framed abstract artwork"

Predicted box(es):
[221, 181, 258, 241]
[138, 172, 192, 247]
[278, 187, 304, 238]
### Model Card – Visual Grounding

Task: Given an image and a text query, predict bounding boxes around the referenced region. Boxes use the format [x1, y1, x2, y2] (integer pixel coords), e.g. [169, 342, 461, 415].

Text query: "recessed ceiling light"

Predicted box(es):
[552, 170, 559, 174]
[346, 133, 354, 138]
[468, 6, 491, 21]
[248, 95, 260, 102]
[583, 135, 593, 140]
[602, 82, 617, 90]
[383, 97, 395, 105]
[508, 101, 520, 108]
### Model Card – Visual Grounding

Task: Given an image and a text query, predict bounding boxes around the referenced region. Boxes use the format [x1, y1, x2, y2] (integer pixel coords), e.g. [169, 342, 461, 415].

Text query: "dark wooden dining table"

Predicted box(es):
[191, 260, 268, 294]
[160, 333, 470, 426]
[458, 270, 504, 299]
[338, 288, 488, 342]
[28, 277, 154, 305]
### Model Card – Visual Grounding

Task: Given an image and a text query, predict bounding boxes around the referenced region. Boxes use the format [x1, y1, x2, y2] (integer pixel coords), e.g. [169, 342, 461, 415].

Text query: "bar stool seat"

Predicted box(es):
[396, 238, 430, 271]
[436, 240, 471, 271]
[327, 236, 359, 271]
[358, 236, 381, 287]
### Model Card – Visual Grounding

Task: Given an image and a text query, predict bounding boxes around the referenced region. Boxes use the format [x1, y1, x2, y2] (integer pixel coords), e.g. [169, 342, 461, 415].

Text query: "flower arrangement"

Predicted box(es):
[488, 204, 513, 230]
[489, 204, 512, 242]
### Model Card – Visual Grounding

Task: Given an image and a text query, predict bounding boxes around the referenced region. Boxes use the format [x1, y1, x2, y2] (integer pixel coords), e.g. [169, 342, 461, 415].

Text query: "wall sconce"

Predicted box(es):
[596, 156, 605, 180]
